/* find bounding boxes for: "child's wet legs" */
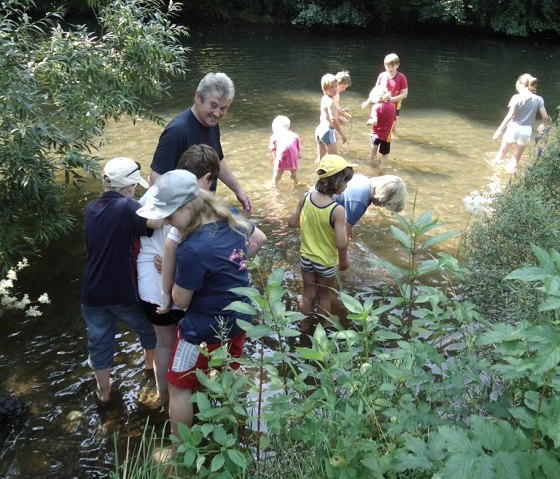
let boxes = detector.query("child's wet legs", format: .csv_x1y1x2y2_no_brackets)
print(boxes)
169,384,193,435
300,270,318,315
316,275,335,315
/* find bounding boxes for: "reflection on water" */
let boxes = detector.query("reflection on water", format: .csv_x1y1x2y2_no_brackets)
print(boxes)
1,24,560,477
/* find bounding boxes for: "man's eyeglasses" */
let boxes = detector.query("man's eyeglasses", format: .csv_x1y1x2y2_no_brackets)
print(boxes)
125,162,142,177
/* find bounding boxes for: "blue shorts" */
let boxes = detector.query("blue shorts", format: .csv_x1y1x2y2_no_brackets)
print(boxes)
315,125,336,146
82,303,157,370
300,256,336,278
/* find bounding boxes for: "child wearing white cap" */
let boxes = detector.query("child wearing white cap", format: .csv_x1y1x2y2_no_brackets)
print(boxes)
81,157,160,404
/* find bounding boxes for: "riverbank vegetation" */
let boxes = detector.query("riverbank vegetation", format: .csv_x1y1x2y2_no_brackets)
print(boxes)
37,0,560,37
115,127,560,477
0,0,189,272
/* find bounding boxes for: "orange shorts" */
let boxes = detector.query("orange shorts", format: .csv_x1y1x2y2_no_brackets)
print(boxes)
167,330,245,389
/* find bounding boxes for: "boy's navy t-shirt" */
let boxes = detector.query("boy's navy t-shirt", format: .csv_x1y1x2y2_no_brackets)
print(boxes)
174,220,253,345
150,107,224,191
81,191,152,306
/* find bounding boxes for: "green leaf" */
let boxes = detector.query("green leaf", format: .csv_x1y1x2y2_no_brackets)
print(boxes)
210,453,225,472
338,290,365,313
504,267,547,282
438,425,479,453
415,212,440,234
329,330,360,341
196,392,212,412
538,297,560,312
226,449,248,468
259,435,271,450
361,454,383,474
213,426,228,446
245,324,273,339
390,225,412,249
279,327,301,337
296,347,325,361
493,452,522,479
267,267,285,286
509,407,534,428
375,330,403,340
423,230,458,248
535,344,560,372
470,416,503,452
196,454,206,472
313,322,328,347
442,453,488,479
416,259,441,276
228,286,261,300
183,447,196,466
224,300,257,315
536,449,560,478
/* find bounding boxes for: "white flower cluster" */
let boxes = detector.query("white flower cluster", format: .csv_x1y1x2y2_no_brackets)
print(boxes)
0,258,50,317
463,191,492,214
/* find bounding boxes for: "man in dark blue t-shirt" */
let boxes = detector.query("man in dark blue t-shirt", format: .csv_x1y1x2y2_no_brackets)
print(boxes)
149,72,252,215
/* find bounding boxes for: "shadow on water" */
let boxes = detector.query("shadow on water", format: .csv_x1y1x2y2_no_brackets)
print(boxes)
2,23,560,477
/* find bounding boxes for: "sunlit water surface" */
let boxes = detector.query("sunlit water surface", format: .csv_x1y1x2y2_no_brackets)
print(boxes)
2,24,560,478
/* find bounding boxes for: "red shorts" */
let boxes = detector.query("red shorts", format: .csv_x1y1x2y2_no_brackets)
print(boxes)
167,330,245,389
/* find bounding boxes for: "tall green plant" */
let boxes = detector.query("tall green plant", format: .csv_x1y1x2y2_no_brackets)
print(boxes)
369,200,461,332
122,213,560,478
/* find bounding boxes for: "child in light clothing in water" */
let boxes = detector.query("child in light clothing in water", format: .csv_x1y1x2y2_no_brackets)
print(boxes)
493,73,549,171
315,74,348,164
367,85,397,166
269,115,302,187
288,154,356,315
334,70,352,125
334,174,407,239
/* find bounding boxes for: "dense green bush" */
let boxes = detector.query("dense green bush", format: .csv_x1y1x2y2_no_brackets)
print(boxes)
32,0,560,35
115,206,560,478
461,127,560,323
0,0,189,271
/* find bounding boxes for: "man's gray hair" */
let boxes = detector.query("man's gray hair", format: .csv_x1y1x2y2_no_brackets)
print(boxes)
196,72,235,102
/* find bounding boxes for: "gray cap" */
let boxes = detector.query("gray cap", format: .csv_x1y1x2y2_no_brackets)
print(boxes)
103,157,149,188
136,170,199,219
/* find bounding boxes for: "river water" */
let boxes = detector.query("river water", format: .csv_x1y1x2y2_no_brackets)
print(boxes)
1,24,559,478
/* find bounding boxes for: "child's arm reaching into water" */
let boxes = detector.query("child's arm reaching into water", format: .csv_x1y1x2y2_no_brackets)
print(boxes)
493,107,514,140
288,194,306,228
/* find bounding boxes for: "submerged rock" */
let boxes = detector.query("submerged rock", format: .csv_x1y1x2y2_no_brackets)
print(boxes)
0,394,25,421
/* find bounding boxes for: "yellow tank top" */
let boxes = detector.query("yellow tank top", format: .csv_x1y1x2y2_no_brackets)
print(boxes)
300,192,340,267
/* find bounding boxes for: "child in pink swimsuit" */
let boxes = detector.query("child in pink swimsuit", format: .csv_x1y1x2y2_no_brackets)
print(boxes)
269,115,302,188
